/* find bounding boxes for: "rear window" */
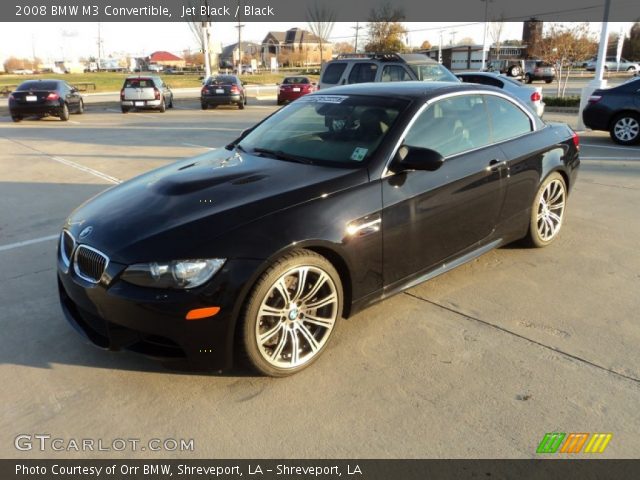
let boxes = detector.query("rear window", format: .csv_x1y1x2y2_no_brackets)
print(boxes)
207,76,236,85
17,81,59,91
124,78,155,88
283,77,310,85
321,63,347,85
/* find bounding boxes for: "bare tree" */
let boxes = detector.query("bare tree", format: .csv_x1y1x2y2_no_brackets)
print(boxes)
489,16,505,60
538,23,597,97
186,1,218,76
307,3,336,65
365,3,407,52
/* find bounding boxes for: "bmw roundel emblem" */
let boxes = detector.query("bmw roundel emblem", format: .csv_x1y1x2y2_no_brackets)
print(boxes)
79,226,93,239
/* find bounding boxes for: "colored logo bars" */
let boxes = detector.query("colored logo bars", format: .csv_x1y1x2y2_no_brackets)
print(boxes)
537,433,612,454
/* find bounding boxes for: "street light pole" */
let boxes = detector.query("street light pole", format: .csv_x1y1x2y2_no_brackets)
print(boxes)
577,0,611,130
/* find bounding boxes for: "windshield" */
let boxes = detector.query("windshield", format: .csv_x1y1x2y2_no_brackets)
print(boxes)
237,94,409,167
408,63,458,82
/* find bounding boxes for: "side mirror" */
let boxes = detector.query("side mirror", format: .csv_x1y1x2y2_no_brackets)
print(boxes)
394,146,444,172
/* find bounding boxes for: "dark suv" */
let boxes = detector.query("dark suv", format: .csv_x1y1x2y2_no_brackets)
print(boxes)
319,53,458,90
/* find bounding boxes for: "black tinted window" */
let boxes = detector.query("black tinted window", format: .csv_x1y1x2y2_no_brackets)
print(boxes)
472,75,503,88
322,63,347,84
17,81,59,91
486,96,532,142
208,76,236,85
348,63,378,84
124,78,154,88
404,94,491,157
283,77,310,84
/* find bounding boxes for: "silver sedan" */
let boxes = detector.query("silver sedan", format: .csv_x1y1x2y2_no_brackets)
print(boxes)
456,71,545,117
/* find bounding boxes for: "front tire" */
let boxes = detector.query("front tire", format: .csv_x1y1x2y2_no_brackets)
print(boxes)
239,250,343,377
524,73,532,84
76,99,84,114
525,172,567,248
238,98,245,110
609,113,640,145
158,99,166,113
59,103,69,121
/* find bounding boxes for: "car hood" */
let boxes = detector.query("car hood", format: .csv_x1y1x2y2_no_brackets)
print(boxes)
65,148,367,263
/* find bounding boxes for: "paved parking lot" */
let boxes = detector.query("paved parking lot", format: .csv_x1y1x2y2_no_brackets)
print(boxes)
1,99,638,459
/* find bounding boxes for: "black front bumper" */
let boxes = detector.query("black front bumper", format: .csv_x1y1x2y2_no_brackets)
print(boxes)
57,252,262,371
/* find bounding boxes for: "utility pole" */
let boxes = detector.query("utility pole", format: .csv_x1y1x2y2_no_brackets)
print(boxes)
449,31,457,46
97,22,103,70
235,5,244,71
352,22,363,52
438,30,443,64
480,0,493,70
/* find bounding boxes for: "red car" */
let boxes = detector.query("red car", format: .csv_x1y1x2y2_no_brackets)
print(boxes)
277,76,316,105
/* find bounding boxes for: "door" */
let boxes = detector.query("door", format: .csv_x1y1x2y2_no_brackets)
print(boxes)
381,94,507,286
347,63,378,84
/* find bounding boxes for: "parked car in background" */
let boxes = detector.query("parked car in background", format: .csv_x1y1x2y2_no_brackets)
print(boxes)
523,60,555,84
582,77,640,145
277,76,317,105
457,72,545,117
485,59,525,77
319,52,458,90
9,79,84,122
120,76,173,113
585,57,640,73
57,81,579,377
201,75,246,110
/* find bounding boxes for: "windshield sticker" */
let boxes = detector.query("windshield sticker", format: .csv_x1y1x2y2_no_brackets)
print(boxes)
300,95,348,104
350,147,369,161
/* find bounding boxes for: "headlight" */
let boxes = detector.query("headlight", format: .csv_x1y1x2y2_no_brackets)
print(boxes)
121,259,226,289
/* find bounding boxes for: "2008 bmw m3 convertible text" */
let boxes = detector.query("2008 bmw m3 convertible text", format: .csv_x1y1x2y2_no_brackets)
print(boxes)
57,82,580,377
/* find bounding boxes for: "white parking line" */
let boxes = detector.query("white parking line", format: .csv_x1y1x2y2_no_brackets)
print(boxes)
50,156,122,184
181,143,216,149
582,142,640,152
4,137,122,184
0,234,58,253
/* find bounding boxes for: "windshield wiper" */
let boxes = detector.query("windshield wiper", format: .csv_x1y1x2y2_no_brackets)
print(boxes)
251,148,314,165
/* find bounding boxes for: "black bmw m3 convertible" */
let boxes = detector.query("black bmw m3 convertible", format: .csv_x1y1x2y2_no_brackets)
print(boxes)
57,82,580,376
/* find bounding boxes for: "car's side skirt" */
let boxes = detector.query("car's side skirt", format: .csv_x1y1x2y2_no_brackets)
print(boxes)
349,238,503,316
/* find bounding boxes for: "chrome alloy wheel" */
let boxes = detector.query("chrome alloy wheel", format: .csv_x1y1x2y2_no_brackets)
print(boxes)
255,266,338,369
536,178,565,241
613,117,640,143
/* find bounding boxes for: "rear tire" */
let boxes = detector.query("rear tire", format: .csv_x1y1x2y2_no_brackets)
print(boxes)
11,115,22,122
238,99,245,110
609,112,640,145
545,79,553,84
121,107,129,114
239,249,343,377
158,99,166,113
59,103,69,121
201,102,208,110
509,65,521,77
524,172,567,248
525,73,532,84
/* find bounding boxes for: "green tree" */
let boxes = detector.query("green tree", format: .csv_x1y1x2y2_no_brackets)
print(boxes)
365,3,407,52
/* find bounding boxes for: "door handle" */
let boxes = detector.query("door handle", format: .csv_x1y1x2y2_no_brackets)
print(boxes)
487,159,506,172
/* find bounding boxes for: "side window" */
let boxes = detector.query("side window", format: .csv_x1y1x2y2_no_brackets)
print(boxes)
485,95,532,143
348,63,378,84
381,65,411,82
404,94,491,157
322,63,347,85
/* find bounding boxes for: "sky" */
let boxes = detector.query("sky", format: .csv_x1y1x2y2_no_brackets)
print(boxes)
0,22,633,62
